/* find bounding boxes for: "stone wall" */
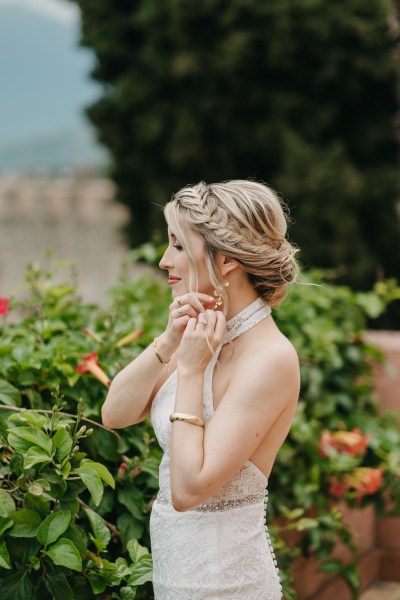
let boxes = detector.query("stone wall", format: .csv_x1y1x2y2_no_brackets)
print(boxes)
0,172,155,303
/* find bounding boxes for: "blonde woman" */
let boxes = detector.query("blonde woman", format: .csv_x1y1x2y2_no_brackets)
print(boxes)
102,180,301,599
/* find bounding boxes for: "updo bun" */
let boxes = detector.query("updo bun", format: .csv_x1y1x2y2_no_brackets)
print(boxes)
164,179,299,307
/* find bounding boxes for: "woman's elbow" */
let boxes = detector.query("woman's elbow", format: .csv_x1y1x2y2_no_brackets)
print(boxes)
101,404,115,429
171,488,201,512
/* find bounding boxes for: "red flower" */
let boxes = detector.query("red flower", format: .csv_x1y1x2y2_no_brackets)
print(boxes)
75,352,111,388
0,297,9,315
318,428,370,458
329,478,348,498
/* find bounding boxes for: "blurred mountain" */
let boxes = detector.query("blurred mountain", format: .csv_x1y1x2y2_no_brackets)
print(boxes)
0,3,107,172
0,123,108,174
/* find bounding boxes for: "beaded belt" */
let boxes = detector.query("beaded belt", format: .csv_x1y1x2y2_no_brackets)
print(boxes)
155,491,266,512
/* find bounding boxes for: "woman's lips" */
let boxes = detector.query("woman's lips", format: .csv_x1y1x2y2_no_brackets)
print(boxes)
168,277,181,285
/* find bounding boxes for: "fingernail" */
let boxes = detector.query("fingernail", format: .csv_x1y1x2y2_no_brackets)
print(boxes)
208,296,214,301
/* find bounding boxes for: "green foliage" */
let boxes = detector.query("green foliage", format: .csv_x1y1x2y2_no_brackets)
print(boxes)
0,260,169,598
1,259,400,599
72,0,399,289
0,395,152,599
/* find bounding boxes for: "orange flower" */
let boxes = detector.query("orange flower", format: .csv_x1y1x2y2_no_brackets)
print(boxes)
329,467,383,500
115,328,144,348
348,467,383,499
75,352,111,387
0,297,9,315
318,428,370,458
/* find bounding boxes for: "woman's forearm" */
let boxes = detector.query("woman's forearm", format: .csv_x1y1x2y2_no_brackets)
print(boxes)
169,370,206,508
101,333,175,429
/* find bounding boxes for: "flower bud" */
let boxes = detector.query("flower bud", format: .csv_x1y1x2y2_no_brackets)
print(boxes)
130,466,142,478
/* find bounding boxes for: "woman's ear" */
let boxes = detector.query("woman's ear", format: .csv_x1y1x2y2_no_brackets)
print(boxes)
216,253,239,277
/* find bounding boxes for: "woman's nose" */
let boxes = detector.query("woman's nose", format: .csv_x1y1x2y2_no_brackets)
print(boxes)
159,247,173,270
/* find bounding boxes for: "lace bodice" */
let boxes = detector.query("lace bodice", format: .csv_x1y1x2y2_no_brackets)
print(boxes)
150,297,272,509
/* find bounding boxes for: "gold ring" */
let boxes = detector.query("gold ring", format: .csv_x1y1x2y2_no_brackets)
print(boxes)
197,317,207,326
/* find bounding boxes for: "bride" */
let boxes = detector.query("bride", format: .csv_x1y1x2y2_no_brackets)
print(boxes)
102,180,301,599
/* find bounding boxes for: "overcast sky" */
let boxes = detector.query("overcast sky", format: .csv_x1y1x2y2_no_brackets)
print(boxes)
0,0,79,24
0,0,100,146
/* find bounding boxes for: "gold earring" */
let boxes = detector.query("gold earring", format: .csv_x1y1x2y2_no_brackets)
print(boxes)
213,280,229,307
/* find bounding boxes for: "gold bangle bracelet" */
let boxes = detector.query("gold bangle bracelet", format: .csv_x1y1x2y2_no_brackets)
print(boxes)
169,412,205,428
153,337,171,365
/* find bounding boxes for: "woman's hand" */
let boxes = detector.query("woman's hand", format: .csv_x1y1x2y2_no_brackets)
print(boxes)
158,293,216,358
177,309,226,375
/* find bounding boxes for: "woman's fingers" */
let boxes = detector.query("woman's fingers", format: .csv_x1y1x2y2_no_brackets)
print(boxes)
184,317,197,336
174,293,215,312
173,303,198,320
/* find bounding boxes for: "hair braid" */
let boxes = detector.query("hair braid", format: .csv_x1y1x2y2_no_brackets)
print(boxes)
164,179,300,307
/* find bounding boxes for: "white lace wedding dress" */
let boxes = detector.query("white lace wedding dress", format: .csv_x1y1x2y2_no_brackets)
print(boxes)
150,298,283,599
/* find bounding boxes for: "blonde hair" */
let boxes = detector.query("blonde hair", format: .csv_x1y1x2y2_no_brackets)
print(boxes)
164,179,300,308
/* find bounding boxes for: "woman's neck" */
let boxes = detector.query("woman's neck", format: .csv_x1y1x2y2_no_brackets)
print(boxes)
224,286,260,321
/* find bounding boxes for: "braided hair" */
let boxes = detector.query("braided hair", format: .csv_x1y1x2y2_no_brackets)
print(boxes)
164,180,299,308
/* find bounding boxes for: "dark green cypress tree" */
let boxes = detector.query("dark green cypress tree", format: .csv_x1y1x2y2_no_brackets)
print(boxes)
73,0,399,288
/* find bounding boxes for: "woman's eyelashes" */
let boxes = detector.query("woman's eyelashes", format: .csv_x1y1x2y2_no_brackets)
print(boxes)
172,244,183,251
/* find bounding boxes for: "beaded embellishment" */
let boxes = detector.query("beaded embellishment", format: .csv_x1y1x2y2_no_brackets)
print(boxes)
223,297,271,344
156,491,265,512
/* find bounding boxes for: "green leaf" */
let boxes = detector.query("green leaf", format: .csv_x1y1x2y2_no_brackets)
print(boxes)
6,536,40,565
113,586,137,599
7,431,32,454
117,513,144,547
24,446,52,470
78,465,103,506
88,574,106,594
128,555,153,586
45,572,74,600
24,492,51,516
36,510,71,545
343,564,360,593
295,517,319,531
0,490,16,517
1,571,32,600
28,482,44,496
0,379,21,407
52,428,73,461
127,539,150,564
83,506,111,552
45,537,82,572
7,426,52,454
9,411,48,428
8,509,42,538
0,516,13,536
81,460,115,489
62,524,88,557
0,539,11,569
318,559,344,574
118,485,145,520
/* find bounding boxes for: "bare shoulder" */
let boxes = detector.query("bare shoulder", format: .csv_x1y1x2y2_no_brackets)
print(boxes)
231,330,300,407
